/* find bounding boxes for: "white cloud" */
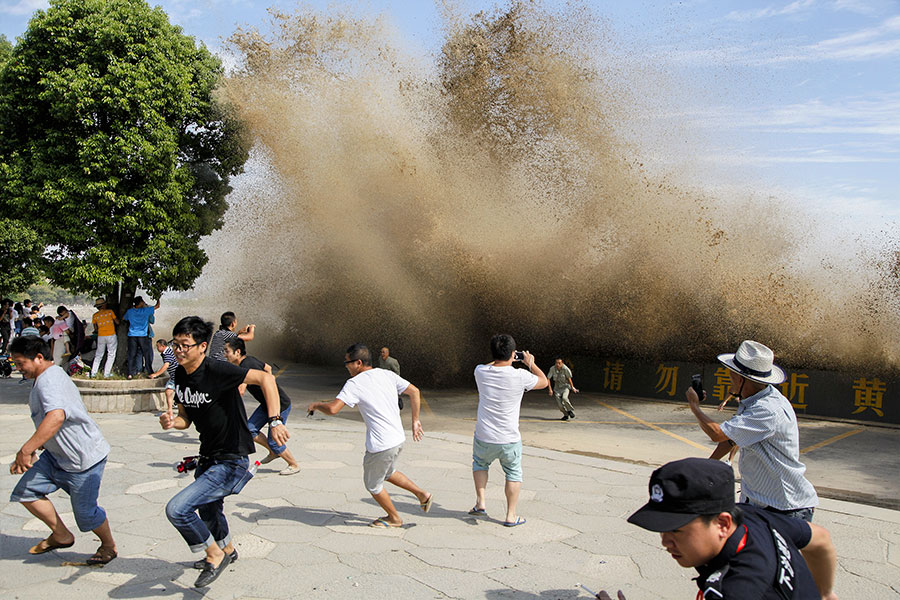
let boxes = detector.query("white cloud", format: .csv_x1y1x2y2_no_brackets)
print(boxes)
659,92,900,138
0,0,47,16
659,14,900,65
830,0,885,16
725,0,816,22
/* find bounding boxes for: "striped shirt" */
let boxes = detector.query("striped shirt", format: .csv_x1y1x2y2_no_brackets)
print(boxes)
207,329,236,361
721,385,819,510
160,347,178,382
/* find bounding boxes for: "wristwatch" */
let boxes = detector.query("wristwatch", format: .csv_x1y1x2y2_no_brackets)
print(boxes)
268,417,283,427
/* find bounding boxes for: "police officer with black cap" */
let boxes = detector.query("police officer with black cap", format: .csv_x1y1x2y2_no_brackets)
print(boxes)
594,458,838,599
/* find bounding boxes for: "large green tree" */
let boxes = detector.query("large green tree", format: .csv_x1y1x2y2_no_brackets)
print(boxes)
0,0,249,313
0,218,43,298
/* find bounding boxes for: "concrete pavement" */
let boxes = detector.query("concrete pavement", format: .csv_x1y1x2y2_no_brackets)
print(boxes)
1,371,899,599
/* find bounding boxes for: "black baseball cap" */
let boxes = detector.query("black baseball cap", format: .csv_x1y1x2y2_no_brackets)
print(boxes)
627,458,736,532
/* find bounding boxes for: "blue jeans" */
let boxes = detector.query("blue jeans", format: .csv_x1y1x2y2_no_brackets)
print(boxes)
247,405,292,455
766,506,815,522
165,456,251,552
10,451,108,532
127,336,153,376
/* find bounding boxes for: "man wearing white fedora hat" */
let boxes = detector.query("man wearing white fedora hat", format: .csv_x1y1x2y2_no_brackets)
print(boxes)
686,340,819,521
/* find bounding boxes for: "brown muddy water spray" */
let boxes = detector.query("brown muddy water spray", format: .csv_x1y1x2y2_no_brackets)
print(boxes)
194,2,900,383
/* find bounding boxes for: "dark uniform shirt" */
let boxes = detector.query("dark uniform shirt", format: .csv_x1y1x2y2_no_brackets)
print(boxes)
695,505,819,599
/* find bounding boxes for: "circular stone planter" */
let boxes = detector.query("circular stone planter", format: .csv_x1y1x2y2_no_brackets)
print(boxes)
73,377,168,413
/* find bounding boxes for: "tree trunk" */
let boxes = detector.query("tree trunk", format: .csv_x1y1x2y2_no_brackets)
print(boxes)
111,280,137,373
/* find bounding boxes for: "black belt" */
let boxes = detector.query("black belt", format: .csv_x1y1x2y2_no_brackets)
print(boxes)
198,453,246,464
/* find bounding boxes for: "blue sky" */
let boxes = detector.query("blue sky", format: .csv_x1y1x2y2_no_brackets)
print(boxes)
2,0,898,234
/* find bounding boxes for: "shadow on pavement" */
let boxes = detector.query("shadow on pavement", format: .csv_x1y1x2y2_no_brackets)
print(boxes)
485,588,586,599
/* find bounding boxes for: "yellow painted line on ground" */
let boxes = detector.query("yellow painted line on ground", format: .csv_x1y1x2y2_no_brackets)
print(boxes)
800,428,865,454
597,401,709,451
419,395,434,417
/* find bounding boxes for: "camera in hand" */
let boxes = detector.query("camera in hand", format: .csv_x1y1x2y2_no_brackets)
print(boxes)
514,351,525,361
691,374,704,402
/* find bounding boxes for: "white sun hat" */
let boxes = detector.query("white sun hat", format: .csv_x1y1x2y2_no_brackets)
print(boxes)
717,340,786,385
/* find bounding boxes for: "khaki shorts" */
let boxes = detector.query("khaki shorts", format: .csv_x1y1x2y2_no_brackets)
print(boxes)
363,444,403,494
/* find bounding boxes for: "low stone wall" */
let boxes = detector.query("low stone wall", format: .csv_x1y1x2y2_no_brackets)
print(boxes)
73,377,167,413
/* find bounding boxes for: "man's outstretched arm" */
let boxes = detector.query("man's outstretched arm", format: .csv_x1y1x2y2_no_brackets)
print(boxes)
802,523,838,600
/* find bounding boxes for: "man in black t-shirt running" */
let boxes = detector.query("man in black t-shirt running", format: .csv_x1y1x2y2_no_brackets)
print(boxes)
159,317,289,588
224,337,300,475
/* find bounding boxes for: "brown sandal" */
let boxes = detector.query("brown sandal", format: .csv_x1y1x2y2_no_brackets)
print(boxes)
86,545,117,565
28,536,75,555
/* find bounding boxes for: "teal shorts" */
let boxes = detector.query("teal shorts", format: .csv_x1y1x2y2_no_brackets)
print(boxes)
472,436,522,482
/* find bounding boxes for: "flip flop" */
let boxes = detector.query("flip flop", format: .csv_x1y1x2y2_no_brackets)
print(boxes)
86,545,117,565
420,494,434,513
503,516,526,527
369,517,402,528
468,507,487,515
28,536,75,555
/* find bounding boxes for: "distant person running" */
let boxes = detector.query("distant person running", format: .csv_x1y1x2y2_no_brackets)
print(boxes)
224,337,300,475
307,343,432,528
8,336,118,566
149,339,179,418
470,334,548,527
207,311,255,361
547,357,579,421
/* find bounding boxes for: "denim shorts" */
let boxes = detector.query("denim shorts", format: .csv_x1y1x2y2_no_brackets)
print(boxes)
10,451,108,532
363,444,402,494
247,404,292,455
472,436,523,482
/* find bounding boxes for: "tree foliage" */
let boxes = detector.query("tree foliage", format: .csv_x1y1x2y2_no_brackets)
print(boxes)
0,0,249,302
0,34,12,67
0,218,43,298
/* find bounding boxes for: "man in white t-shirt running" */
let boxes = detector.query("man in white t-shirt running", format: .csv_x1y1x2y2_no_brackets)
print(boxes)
307,343,433,528
470,334,548,527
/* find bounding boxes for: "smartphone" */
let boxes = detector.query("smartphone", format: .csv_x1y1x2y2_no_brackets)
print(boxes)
514,351,525,361
691,374,704,401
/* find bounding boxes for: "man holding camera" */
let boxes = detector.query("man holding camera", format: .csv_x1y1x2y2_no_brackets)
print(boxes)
470,334,548,527
688,340,818,521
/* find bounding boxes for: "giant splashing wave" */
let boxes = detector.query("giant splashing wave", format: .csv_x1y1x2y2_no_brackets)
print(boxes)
193,1,900,383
